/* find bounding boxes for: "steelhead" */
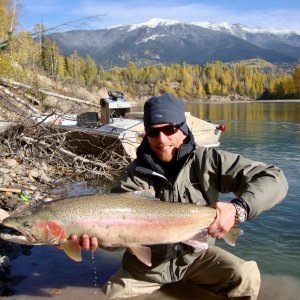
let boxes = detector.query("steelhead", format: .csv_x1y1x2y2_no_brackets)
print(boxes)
0,192,242,266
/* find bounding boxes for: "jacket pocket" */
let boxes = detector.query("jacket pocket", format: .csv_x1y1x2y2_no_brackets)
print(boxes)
182,183,207,205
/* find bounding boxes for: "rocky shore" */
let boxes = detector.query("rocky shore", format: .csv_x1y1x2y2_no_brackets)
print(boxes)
0,78,133,295
0,157,60,295
0,127,123,295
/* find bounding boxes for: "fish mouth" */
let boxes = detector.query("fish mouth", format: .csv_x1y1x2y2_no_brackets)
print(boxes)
0,226,38,245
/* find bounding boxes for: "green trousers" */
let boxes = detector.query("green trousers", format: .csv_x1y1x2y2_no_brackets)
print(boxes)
103,246,261,299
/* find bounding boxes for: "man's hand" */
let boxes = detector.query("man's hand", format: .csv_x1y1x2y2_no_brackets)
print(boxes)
207,202,236,239
69,234,99,251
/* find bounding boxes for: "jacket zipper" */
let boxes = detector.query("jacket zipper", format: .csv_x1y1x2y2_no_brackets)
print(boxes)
135,165,178,281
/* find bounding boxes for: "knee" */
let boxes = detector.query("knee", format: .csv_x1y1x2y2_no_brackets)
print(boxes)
227,260,261,299
234,259,257,275
237,260,260,285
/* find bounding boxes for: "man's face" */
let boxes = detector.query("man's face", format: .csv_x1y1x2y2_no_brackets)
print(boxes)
147,123,186,163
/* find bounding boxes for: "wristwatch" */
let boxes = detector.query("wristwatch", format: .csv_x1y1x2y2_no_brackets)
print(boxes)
232,203,247,224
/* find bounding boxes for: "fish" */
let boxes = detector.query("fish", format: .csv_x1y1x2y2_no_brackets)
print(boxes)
0,192,242,266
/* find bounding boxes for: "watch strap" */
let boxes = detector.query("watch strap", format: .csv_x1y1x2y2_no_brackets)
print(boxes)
232,203,247,224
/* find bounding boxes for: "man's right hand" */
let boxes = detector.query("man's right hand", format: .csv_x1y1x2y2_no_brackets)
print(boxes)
70,234,99,251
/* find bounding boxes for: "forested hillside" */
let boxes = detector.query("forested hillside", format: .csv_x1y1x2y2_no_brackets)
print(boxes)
1,0,300,101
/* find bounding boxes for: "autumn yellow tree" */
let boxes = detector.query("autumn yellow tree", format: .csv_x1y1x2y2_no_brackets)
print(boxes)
57,55,66,77
0,0,19,49
180,66,194,96
68,50,84,83
293,62,300,97
195,79,206,99
7,30,40,69
82,54,98,85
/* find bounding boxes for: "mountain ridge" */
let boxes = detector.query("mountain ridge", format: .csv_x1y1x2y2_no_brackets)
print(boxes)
48,18,300,68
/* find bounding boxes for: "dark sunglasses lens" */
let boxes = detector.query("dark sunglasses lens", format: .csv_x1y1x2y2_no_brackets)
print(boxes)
147,125,178,137
147,128,159,137
163,125,178,135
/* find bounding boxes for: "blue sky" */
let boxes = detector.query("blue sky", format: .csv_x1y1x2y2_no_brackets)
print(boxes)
18,0,300,32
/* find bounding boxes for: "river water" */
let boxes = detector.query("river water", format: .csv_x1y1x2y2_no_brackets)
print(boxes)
6,101,300,299
183,100,300,278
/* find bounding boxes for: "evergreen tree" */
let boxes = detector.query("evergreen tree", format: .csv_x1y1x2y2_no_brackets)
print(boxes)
41,38,61,75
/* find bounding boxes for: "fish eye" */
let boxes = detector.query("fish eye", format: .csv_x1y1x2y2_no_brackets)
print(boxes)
23,221,32,228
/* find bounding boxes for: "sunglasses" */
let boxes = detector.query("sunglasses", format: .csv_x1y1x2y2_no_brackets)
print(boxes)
146,123,184,138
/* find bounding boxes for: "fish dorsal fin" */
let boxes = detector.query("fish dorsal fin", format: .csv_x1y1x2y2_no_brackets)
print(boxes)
129,245,152,267
60,239,82,262
223,227,243,246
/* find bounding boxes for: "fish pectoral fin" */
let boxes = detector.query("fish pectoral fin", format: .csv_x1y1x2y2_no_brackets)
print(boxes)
223,227,243,246
129,245,152,267
60,239,82,262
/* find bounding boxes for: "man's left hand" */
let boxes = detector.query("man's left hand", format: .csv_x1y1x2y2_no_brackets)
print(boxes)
207,202,236,239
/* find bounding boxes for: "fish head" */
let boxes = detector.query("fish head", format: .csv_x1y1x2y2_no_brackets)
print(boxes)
1,206,66,245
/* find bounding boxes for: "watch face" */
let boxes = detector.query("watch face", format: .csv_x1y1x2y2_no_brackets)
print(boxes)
238,211,247,222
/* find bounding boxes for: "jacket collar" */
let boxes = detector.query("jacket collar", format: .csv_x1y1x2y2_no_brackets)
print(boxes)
136,130,196,180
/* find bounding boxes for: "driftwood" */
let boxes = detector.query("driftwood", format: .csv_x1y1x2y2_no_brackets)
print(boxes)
0,78,41,106
0,78,100,108
0,122,129,181
0,187,22,194
0,85,40,114
0,78,129,182
21,135,111,171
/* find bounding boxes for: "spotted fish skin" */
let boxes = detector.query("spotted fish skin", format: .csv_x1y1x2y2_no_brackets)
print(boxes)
0,192,241,265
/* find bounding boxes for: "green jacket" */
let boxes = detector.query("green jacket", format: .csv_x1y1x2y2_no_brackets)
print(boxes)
111,145,288,283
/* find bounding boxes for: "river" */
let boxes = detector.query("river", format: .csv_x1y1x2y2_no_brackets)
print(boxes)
6,100,300,299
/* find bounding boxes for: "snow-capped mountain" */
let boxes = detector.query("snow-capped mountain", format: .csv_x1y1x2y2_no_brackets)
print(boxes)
193,20,300,51
192,21,300,36
48,18,300,68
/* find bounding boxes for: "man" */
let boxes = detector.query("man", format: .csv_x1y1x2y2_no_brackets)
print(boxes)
76,93,288,299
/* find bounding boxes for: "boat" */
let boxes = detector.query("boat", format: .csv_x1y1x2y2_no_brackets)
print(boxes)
34,91,225,159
